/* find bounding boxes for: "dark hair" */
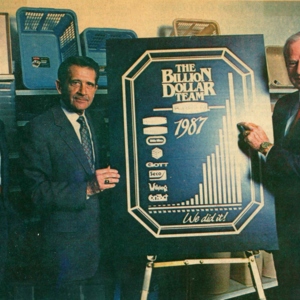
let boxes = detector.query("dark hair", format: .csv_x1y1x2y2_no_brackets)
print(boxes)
57,56,100,84
283,32,300,62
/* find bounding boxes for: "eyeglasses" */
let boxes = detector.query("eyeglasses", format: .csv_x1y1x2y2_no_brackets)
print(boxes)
69,79,97,90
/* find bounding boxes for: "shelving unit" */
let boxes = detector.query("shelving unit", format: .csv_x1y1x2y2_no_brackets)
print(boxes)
269,88,297,94
205,277,277,300
15,88,108,127
11,277,277,300
0,76,19,195
269,88,297,111
15,88,108,96
0,74,14,81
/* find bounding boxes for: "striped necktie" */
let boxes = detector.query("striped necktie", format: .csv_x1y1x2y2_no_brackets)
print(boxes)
77,116,94,172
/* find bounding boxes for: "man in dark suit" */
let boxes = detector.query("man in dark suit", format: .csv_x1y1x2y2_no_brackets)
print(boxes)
20,56,120,299
239,32,300,299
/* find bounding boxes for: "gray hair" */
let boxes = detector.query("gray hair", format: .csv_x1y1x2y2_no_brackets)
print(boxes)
283,32,300,62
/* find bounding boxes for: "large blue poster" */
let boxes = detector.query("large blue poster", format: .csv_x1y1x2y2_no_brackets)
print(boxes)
107,35,278,257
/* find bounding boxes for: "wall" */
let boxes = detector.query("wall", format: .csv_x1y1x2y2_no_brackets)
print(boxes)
2,0,300,47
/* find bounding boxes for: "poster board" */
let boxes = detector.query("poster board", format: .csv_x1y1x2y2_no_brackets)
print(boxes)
107,34,278,257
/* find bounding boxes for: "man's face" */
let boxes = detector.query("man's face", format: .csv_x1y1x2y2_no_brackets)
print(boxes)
286,39,300,90
56,65,98,114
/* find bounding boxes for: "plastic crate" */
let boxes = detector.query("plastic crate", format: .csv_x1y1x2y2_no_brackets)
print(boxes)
170,18,220,36
80,28,137,87
16,7,81,89
265,46,293,88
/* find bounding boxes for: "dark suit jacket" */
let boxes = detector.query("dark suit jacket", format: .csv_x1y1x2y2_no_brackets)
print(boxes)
266,91,300,228
20,104,109,284
265,91,300,293
267,91,300,227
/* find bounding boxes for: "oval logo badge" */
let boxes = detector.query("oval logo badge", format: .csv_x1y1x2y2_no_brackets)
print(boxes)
146,135,166,145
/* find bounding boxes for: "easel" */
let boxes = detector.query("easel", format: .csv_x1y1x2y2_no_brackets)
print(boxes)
141,251,267,300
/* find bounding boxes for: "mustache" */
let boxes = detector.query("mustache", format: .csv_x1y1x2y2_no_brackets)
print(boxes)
73,94,89,101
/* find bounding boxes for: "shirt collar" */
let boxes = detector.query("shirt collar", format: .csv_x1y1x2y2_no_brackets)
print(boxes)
60,100,87,122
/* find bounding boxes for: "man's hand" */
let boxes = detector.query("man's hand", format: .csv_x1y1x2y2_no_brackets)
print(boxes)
95,166,120,191
87,166,120,196
237,122,273,154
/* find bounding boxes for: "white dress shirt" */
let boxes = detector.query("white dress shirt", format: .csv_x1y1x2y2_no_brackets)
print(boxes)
60,101,95,160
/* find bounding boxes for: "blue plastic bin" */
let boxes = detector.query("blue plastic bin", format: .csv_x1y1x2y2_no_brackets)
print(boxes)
80,28,137,87
16,7,81,89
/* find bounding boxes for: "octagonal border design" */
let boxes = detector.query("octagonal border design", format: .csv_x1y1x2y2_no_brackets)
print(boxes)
122,48,264,238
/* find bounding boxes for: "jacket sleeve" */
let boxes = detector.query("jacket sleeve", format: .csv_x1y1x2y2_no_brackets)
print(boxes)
20,120,89,212
266,141,300,179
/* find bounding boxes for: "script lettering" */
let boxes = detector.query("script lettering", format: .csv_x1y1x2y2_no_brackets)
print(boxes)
182,212,229,224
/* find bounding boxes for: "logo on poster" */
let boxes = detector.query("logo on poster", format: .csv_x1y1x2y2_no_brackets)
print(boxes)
149,170,167,181
161,64,216,101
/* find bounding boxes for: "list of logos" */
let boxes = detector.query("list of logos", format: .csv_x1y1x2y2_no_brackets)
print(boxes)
143,116,169,202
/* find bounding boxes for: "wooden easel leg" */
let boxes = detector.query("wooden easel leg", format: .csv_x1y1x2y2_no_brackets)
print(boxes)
247,252,267,300
140,259,154,300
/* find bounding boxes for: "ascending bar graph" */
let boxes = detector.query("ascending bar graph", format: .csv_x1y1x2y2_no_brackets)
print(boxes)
149,73,243,214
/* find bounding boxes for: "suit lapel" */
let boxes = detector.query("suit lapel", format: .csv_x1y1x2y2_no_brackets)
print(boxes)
276,91,300,150
51,105,93,174
286,120,300,149
274,91,299,141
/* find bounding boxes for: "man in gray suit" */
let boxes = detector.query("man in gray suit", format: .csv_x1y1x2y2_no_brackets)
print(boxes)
239,32,300,299
20,56,120,299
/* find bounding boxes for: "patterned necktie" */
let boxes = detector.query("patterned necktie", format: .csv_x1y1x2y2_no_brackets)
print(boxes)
77,116,94,172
